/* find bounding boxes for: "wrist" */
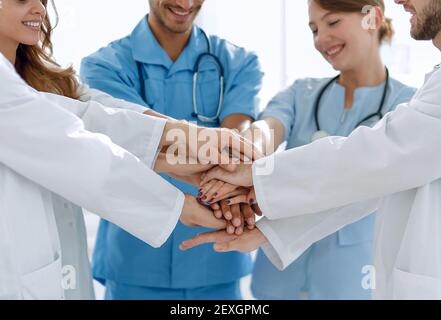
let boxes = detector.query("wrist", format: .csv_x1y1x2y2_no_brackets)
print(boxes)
161,119,190,148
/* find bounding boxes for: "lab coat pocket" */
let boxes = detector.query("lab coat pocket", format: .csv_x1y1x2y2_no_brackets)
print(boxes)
20,254,64,300
392,268,441,300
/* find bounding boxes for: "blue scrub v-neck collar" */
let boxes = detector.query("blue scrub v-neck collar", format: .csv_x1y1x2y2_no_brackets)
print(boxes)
130,16,207,75
331,79,387,109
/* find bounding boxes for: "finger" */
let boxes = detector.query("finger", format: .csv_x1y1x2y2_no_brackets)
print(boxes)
226,219,236,235
210,203,223,219
180,231,237,251
214,239,241,253
248,189,263,216
230,204,243,228
199,180,218,203
210,183,241,202
204,180,225,203
241,203,255,228
220,199,232,221
212,187,249,203
235,226,244,236
225,195,248,206
252,203,263,216
200,167,223,186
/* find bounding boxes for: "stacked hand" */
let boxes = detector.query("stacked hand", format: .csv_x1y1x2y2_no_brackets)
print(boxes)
155,120,269,252
196,164,262,235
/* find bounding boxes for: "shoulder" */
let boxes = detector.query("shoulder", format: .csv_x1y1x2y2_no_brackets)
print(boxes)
286,77,336,96
81,35,135,75
388,77,417,101
209,35,261,71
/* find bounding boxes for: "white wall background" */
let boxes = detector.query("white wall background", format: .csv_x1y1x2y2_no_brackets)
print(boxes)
49,0,440,300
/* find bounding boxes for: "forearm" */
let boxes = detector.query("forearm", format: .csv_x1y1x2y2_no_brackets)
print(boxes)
143,109,173,120
253,103,441,220
243,117,285,156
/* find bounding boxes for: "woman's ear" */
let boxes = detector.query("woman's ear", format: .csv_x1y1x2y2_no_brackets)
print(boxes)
373,6,385,35
361,5,384,35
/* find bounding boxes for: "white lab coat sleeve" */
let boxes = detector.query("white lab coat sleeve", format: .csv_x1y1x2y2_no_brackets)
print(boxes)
79,85,149,114
0,57,184,248
256,199,380,270
253,68,441,220
39,89,162,169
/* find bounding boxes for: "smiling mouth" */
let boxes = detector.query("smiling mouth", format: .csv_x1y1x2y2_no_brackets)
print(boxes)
22,21,42,31
324,44,345,59
167,7,192,18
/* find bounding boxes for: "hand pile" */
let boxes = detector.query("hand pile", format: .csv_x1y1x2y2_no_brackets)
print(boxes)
156,123,269,252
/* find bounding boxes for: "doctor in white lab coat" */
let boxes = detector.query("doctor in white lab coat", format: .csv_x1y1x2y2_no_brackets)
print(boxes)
0,51,246,299
181,0,441,300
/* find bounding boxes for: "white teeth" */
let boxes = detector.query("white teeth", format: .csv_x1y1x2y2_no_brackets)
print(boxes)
23,21,41,28
170,8,190,16
326,45,344,56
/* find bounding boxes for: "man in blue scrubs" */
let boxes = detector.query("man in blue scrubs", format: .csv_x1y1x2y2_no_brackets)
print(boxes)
80,0,263,300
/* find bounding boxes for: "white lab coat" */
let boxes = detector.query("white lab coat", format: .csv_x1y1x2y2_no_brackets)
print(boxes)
0,54,185,300
254,64,441,300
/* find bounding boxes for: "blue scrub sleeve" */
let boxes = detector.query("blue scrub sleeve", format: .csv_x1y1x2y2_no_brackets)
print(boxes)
219,54,263,122
259,82,297,143
80,59,151,109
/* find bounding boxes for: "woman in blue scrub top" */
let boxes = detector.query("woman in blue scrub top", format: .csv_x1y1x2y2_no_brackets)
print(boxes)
250,0,416,300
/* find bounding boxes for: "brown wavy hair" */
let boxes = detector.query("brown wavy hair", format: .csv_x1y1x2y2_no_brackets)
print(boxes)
14,0,81,99
312,0,394,44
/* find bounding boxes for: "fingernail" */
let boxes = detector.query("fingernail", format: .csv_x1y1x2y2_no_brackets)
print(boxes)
236,228,243,235
227,226,235,234
247,218,255,225
233,218,241,227
201,196,207,201
225,212,232,220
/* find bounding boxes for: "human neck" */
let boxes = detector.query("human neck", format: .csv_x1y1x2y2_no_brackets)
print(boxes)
434,31,441,51
0,38,18,65
148,14,192,62
339,56,386,90
338,53,386,109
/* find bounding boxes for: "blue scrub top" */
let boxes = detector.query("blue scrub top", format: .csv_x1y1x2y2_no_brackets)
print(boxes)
252,76,416,298
80,17,263,289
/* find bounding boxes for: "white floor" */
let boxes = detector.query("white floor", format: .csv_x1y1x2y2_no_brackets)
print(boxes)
84,212,256,300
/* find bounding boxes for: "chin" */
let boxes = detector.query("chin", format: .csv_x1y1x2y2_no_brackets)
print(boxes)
20,38,40,46
329,60,346,72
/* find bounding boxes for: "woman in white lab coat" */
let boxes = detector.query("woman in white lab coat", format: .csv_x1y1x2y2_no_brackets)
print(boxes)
181,0,441,300
0,0,252,300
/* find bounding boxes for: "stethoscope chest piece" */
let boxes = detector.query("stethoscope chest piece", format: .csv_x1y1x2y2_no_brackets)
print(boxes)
311,130,330,142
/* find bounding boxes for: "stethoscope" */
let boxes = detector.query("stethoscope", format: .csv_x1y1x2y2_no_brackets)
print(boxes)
136,24,225,123
311,68,390,142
